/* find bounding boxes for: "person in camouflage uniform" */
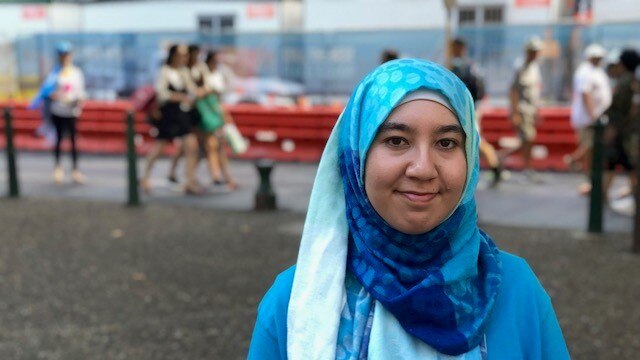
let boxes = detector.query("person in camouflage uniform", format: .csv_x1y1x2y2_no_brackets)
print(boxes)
505,37,543,181
603,49,640,201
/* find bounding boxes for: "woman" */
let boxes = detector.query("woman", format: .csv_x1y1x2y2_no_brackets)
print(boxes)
202,50,236,191
48,42,86,184
166,44,208,185
248,59,569,359
140,44,201,195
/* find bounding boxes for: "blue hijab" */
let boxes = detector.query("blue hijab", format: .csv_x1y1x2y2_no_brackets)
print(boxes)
288,59,502,359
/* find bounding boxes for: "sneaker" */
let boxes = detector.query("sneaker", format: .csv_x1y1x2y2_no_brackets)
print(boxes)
71,170,86,185
610,196,635,217
53,166,64,184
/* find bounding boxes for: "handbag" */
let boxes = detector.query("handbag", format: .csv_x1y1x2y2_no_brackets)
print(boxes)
197,94,225,132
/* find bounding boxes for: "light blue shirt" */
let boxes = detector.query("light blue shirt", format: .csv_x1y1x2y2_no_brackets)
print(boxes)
248,251,570,360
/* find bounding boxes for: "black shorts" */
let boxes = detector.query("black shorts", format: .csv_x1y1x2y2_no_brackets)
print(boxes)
606,134,634,171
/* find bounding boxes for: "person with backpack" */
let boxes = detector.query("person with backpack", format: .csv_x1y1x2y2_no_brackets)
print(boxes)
450,38,502,186
31,42,87,185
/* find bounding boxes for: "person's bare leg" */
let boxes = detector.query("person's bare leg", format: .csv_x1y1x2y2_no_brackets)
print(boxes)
603,171,615,204
578,149,593,195
141,140,167,193
206,134,222,182
522,140,533,171
479,138,499,168
168,138,184,182
218,141,236,190
182,133,201,193
480,138,503,186
564,144,587,170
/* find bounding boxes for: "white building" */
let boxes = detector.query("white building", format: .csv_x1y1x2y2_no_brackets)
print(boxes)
0,0,638,40
304,0,640,32
0,0,303,40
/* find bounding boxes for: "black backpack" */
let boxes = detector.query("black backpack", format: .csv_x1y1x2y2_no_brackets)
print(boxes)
451,58,486,102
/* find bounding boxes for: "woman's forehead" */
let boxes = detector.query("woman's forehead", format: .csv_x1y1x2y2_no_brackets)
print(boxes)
381,100,462,134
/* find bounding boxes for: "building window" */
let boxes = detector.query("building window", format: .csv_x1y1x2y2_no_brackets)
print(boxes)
459,8,476,26
198,15,235,34
483,7,504,24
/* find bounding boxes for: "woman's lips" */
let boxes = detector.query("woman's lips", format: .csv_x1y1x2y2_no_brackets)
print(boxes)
398,190,438,204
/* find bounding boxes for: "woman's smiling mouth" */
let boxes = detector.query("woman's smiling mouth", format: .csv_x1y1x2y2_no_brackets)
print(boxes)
397,190,438,204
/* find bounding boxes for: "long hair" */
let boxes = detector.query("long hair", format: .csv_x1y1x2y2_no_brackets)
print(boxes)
165,44,180,66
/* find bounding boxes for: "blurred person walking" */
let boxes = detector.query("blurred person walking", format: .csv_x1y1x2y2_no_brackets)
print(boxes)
140,44,201,195
566,44,612,195
166,44,208,187
603,49,640,206
201,50,237,191
500,37,543,181
39,42,87,185
450,37,502,186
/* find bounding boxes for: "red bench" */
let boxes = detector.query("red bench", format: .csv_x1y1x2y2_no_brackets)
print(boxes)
0,101,579,170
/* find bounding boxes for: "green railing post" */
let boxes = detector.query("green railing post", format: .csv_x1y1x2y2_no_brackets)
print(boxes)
588,115,606,233
4,107,20,198
126,110,140,206
254,159,276,210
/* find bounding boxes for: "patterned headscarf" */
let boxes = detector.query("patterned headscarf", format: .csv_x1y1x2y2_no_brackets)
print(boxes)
288,59,502,359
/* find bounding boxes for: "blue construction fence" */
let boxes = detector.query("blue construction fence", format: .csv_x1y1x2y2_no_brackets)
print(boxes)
9,21,640,104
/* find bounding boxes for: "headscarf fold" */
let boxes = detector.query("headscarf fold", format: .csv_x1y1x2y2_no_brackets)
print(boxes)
288,59,502,359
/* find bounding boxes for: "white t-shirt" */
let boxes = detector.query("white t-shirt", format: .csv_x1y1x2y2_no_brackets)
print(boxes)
155,65,191,105
570,61,612,129
50,65,85,118
206,69,227,95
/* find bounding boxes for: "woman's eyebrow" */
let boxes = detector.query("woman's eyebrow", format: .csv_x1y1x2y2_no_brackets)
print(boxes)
378,121,413,133
435,124,465,136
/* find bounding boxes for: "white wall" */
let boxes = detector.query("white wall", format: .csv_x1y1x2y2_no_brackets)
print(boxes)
506,1,557,25
0,4,48,39
82,1,281,33
593,0,640,23
49,3,83,32
304,0,564,31
304,0,447,32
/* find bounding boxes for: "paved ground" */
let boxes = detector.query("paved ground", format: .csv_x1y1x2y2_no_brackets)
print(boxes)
0,198,638,359
0,152,634,232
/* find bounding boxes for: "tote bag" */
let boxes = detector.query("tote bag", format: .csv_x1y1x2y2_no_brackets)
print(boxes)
197,94,225,132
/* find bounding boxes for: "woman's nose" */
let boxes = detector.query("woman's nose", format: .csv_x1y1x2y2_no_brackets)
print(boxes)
405,147,438,180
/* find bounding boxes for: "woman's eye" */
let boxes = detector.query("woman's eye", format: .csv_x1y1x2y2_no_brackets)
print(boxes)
437,139,458,150
385,137,407,147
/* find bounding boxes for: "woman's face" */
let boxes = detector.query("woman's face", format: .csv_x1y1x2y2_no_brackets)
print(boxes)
364,99,467,235
172,47,188,67
207,56,218,70
59,53,72,66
